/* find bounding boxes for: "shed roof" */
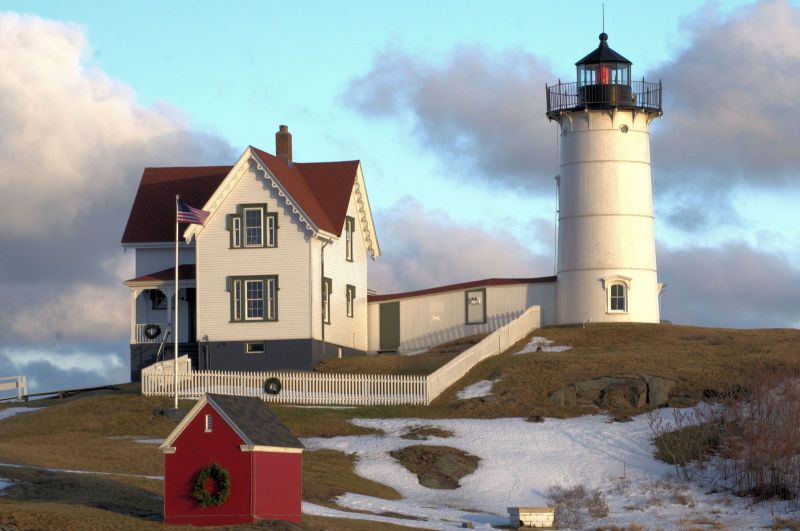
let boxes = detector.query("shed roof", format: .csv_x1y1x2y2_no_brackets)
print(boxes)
160,394,303,452
207,394,303,449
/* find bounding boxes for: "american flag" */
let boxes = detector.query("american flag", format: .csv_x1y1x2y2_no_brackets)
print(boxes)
177,198,210,226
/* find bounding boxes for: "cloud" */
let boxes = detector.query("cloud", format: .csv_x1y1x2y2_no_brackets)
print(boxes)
7,284,129,342
0,349,127,395
369,197,553,294
345,45,558,193
345,0,800,229
656,0,800,186
0,13,235,390
659,242,800,328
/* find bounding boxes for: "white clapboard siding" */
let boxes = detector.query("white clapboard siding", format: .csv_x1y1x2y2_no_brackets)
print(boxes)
141,306,540,406
134,247,195,277
196,166,313,342
312,191,369,351
368,282,555,353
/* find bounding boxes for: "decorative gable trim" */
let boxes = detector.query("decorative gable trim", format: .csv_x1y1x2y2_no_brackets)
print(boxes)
353,164,381,258
250,150,318,234
183,147,320,242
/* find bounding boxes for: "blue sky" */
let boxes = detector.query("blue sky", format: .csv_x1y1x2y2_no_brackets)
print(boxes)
1,0,798,393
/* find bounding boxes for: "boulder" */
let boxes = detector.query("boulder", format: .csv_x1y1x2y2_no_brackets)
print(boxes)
646,377,676,406
598,380,647,409
547,384,577,407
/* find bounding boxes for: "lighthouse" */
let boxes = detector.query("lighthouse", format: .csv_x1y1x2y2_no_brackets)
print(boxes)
546,33,663,325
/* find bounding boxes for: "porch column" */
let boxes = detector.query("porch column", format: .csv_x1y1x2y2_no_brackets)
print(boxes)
130,289,142,344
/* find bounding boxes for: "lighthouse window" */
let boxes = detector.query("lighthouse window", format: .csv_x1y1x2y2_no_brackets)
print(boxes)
609,283,627,312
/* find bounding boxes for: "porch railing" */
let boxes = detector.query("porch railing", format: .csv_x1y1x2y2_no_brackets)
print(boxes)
141,306,541,406
134,322,168,344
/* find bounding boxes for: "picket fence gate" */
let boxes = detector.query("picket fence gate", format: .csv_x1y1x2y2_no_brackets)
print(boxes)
141,305,540,406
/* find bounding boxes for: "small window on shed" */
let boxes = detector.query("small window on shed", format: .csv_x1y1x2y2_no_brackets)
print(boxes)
205,414,213,433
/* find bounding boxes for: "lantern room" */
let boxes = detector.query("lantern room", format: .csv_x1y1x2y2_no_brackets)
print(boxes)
545,32,662,119
576,33,631,87
575,32,633,108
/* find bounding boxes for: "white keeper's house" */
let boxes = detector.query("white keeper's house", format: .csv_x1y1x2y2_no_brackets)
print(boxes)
123,32,664,381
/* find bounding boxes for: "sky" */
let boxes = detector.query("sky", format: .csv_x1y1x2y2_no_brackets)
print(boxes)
0,0,798,394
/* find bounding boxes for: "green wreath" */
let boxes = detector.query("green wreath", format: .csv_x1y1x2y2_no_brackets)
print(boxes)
191,462,231,507
263,377,282,395
143,323,162,340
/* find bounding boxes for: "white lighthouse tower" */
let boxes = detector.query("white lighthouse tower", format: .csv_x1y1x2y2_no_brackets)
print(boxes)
547,33,663,325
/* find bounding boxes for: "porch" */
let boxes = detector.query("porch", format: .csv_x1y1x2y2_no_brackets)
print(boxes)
124,265,198,380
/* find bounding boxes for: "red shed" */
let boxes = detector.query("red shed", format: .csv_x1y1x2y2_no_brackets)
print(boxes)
159,394,303,526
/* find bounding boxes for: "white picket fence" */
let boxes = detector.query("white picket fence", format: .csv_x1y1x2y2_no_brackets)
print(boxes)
0,376,28,401
141,305,541,406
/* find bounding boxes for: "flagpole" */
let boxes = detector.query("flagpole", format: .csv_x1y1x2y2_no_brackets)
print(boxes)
174,194,180,409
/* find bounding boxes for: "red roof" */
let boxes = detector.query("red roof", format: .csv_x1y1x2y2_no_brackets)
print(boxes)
122,147,360,244
367,276,558,303
122,166,231,244
250,147,359,235
125,265,196,283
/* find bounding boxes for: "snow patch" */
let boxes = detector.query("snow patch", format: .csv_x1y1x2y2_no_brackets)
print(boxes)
515,336,571,354
303,412,798,529
456,379,497,400
0,407,41,421
0,477,11,494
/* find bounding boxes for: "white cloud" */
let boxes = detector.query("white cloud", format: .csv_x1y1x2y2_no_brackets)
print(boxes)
369,197,552,294
7,283,129,342
0,14,232,358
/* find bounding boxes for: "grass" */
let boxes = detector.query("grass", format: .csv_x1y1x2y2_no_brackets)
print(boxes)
314,333,488,374
302,450,401,506
653,423,720,465
436,323,800,418
1,322,799,529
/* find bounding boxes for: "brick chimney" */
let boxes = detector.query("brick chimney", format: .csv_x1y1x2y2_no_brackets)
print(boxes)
275,125,292,165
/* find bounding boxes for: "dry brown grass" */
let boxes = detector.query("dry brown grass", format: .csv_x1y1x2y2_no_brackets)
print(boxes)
0,390,174,476
314,333,488,374
438,323,800,419
302,449,401,506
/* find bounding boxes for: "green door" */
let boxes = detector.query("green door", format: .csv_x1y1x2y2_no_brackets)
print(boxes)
379,302,400,352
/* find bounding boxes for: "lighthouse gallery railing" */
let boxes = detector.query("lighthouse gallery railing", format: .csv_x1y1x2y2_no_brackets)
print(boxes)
546,80,662,117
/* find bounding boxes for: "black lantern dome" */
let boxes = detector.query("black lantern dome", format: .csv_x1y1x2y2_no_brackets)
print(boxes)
546,33,662,119
576,33,631,87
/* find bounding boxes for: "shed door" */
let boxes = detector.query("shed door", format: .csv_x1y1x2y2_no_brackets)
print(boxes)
465,289,486,324
379,302,400,351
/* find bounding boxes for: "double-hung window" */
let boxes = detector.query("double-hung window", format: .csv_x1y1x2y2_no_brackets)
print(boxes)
345,216,355,262
346,284,356,318
245,279,264,319
229,205,277,249
323,277,332,324
244,208,263,247
230,276,278,321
